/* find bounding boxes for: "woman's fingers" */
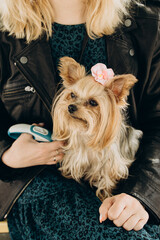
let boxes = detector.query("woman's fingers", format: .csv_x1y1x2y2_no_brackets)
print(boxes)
32,123,45,127
133,218,148,231
2,131,65,168
41,140,64,151
99,193,149,231
47,152,65,165
99,197,114,223
113,207,134,227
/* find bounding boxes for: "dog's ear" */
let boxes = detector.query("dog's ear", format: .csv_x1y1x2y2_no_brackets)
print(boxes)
58,57,86,87
105,74,138,106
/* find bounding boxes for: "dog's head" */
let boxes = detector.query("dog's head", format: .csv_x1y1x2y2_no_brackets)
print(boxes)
52,57,137,150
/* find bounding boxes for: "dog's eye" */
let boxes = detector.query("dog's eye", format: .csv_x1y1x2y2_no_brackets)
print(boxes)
71,92,76,98
89,99,98,107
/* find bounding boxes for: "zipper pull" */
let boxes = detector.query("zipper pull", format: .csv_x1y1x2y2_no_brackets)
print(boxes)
24,86,36,93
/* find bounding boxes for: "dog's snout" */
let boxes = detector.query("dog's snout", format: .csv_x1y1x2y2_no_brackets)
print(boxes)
68,104,77,114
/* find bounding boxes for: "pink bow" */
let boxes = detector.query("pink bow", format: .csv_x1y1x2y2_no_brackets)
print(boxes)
91,63,114,86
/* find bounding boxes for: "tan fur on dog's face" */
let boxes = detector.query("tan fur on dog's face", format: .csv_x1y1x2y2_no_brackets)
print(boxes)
52,57,137,150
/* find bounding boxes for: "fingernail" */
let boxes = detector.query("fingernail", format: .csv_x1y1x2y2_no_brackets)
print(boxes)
99,214,103,223
38,123,45,126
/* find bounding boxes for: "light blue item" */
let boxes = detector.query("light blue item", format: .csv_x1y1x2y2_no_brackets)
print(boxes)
8,124,52,142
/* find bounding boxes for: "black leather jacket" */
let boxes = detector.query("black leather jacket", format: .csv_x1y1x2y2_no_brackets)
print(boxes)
0,1,160,223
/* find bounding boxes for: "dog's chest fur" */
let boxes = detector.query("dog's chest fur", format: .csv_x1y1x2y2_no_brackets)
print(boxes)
58,126,142,199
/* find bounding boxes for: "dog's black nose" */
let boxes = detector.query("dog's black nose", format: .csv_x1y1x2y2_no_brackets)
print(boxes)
68,104,77,114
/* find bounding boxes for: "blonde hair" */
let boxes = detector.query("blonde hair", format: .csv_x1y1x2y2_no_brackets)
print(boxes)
0,0,132,43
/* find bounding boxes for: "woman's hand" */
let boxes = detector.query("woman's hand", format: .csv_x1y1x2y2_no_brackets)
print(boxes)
99,193,149,231
2,133,64,168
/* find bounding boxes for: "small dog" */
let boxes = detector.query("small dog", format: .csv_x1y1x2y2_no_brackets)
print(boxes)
51,57,142,201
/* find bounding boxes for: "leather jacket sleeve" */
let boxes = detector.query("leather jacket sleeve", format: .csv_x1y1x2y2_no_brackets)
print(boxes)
0,37,17,179
0,40,15,156
122,9,160,223
0,99,14,158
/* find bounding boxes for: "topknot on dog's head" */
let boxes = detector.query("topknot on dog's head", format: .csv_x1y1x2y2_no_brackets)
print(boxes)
58,57,86,88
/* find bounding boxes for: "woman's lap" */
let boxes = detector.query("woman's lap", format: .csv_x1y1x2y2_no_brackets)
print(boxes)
7,167,160,240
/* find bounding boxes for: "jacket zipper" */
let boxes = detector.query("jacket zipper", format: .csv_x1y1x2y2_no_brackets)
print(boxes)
3,86,36,98
3,167,46,219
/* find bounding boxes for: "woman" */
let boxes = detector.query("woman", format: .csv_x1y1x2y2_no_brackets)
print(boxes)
0,0,159,239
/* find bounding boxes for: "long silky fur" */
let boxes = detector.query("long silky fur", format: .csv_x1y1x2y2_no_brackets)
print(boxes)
53,115,142,200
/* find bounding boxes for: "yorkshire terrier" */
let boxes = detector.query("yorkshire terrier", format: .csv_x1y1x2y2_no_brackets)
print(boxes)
51,57,142,201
